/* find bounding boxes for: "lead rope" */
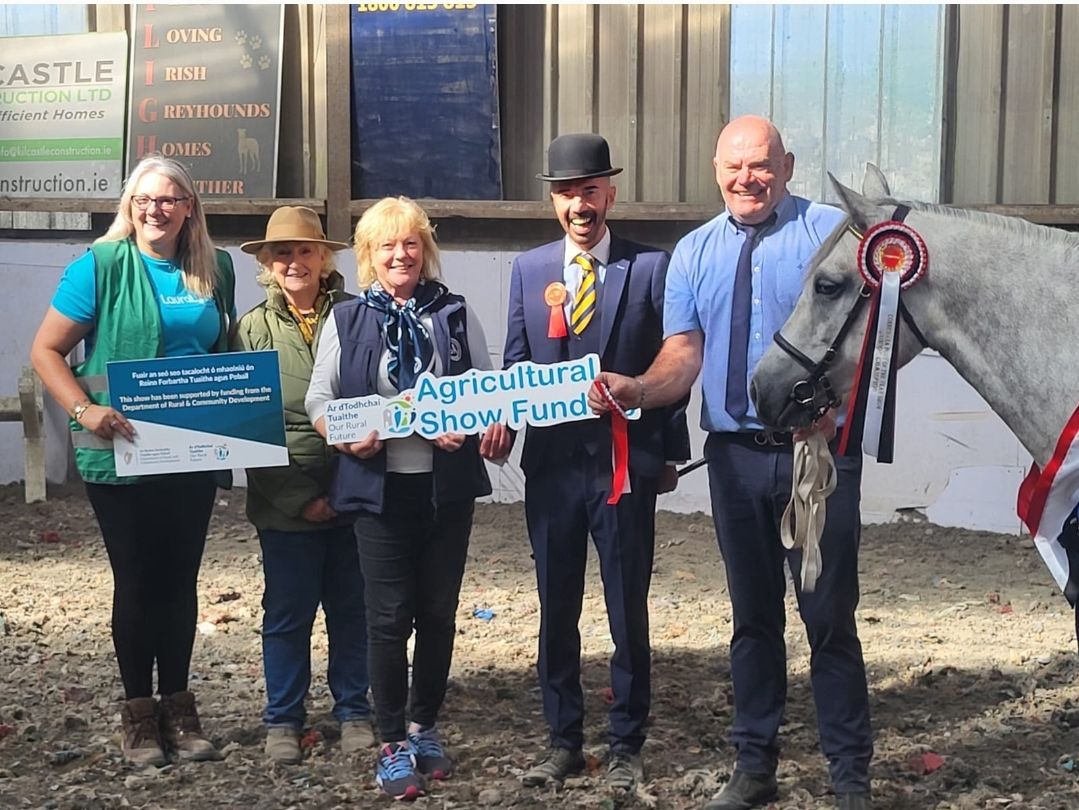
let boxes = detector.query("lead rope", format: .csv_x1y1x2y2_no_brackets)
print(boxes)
780,432,837,592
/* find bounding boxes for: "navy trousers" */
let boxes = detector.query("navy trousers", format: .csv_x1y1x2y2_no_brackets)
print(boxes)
524,449,658,755
705,433,872,793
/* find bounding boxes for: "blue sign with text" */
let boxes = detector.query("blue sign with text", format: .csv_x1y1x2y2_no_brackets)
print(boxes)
350,4,502,200
107,351,288,475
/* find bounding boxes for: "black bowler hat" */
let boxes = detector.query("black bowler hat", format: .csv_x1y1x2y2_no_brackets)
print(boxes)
537,133,623,182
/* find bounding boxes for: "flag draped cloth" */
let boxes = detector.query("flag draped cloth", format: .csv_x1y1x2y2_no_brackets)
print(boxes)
1017,405,1079,607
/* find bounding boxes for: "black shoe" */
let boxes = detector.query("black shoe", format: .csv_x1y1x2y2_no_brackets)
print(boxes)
836,791,871,810
703,769,779,810
521,747,586,786
606,751,643,790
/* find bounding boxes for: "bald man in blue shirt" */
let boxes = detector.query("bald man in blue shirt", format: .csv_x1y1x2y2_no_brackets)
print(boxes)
593,115,873,810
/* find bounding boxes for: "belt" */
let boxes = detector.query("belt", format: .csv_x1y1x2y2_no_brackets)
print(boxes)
722,430,795,448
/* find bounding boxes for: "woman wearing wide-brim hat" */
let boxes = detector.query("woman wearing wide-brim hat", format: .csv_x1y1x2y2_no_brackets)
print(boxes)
232,206,375,764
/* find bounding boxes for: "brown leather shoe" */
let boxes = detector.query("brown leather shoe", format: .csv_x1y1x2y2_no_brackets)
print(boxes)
160,690,219,761
120,697,167,767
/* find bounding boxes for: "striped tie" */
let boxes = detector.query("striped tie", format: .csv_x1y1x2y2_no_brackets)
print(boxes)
570,253,596,336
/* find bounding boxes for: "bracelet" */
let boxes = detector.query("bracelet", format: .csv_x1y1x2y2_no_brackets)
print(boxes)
71,399,92,423
634,376,646,409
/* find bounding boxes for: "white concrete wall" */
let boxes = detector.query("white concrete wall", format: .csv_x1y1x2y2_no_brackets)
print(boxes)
2,239,1029,533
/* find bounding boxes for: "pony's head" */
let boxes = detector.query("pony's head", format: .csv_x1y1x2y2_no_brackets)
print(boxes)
751,164,928,429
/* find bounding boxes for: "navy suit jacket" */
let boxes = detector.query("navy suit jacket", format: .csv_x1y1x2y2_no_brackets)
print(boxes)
504,234,690,477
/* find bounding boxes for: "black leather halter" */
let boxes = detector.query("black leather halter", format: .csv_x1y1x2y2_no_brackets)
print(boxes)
771,206,928,422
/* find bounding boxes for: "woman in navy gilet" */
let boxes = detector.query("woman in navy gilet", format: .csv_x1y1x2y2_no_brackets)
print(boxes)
306,196,499,800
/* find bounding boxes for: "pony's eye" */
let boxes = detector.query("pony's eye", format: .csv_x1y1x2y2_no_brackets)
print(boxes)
813,276,844,297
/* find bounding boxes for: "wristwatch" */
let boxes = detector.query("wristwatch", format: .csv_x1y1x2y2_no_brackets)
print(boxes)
72,400,92,423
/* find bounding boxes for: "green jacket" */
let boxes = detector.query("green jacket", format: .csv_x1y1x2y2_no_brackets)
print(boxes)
231,271,353,532
72,239,235,484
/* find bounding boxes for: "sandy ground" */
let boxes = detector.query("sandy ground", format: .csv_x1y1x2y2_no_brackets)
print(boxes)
1,481,1078,810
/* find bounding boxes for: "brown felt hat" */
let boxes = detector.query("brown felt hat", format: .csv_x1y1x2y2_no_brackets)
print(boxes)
240,206,349,254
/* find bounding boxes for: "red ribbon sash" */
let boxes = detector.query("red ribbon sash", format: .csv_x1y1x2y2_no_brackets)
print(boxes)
608,410,629,505
591,381,631,505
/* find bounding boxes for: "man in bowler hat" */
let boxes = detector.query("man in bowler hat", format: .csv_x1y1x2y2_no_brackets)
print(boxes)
501,133,690,790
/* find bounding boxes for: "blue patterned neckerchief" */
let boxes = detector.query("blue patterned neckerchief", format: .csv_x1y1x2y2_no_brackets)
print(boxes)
360,279,448,391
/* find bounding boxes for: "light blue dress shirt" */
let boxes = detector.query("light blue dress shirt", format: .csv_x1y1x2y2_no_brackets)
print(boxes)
663,193,846,433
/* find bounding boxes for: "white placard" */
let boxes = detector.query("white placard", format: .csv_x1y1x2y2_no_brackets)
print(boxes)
324,353,639,445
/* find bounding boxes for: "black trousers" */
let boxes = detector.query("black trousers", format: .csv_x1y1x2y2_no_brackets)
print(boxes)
524,450,659,755
705,433,872,793
85,472,217,699
353,473,474,743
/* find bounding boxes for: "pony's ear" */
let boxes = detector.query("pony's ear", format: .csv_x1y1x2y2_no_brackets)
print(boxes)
861,163,891,199
828,173,886,232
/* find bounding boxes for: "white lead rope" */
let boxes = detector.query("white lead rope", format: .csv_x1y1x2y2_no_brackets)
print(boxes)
780,432,837,592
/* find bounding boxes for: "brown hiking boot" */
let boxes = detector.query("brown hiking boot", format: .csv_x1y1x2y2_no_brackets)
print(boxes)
120,697,167,767
160,690,219,761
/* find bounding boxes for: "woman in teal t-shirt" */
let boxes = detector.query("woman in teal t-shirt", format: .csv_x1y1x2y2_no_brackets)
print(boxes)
30,155,233,767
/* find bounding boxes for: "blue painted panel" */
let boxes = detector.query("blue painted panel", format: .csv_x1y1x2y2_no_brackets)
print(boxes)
350,4,502,200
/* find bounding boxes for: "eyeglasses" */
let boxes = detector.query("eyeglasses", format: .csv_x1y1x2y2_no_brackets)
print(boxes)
131,195,189,212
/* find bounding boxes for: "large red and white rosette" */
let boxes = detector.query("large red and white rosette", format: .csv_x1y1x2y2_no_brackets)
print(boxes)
838,220,928,462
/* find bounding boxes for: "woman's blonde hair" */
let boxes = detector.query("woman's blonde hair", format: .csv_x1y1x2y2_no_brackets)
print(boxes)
97,154,218,298
353,196,441,290
254,243,337,288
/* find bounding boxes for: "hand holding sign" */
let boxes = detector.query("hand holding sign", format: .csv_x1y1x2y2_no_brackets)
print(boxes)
588,371,644,415
479,422,512,460
432,432,466,453
338,429,383,460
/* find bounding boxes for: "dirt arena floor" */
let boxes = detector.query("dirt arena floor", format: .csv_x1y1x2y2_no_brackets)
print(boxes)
1,482,1078,809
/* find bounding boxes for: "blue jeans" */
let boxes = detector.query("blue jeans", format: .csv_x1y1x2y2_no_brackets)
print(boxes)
259,525,370,728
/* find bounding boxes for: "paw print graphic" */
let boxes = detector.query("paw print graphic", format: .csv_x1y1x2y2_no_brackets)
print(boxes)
250,35,263,51
234,30,247,45
240,52,253,69
258,54,271,70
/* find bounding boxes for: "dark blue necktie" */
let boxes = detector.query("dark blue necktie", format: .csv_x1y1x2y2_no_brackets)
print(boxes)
725,215,775,420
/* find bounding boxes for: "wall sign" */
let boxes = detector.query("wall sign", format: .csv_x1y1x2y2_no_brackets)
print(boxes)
0,32,128,198
128,4,283,198
351,4,503,200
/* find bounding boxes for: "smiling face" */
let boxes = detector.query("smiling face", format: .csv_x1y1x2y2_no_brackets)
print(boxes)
714,116,794,225
550,176,616,251
372,231,424,300
130,171,191,259
267,241,326,308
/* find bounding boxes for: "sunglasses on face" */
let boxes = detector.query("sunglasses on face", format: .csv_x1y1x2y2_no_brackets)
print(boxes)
131,195,189,212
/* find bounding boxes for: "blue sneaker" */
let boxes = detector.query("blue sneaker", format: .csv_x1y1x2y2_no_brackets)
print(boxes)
407,726,453,780
376,742,424,801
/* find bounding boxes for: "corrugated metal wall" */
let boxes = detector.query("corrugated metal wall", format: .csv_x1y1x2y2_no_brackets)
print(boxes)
499,4,730,204
949,4,1079,205
501,3,1079,212
730,4,945,203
